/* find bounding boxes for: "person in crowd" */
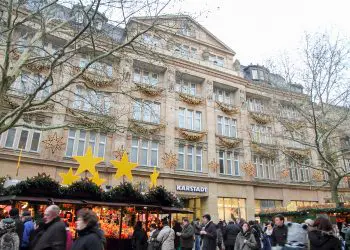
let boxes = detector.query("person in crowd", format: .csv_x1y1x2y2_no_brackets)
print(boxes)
271,215,288,248
0,217,20,250
304,219,315,232
234,222,257,250
216,221,224,250
176,217,194,250
308,216,341,250
29,219,45,250
132,221,148,250
193,218,202,250
262,222,273,250
345,225,350,250
10,208,24,249
21,211,34,250
223,220,241,250
65,222,73,250
173,221,182,250
148,223,160,250
71,209,105,250
200,214,217,250
341,221,348,239
32,205,66,250
157,218,175,250
248,221,262,250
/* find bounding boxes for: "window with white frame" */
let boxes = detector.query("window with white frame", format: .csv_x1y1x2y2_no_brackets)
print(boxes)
284,130,305,149
251,124,273,144
280,105,299,119
1,127,41,152
344,159,350,172
65,129,106,158
251,69,266,81
79,58,113,77
288,158,310,182
209,54,224,67
178,108,201,131
11,72,52,100
130,137,158,167
176,80,197,96
213,87,234,105
73,86,111,115
133,68,159,86
219,150,240,176
75,12,84,23
247,98,265,113
177,144,202,172
253,155,276,180
217,116,237,138
174,44,198,59
133,100,160,124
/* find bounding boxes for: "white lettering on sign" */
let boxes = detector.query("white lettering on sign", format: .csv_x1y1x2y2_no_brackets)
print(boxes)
176,185,208,193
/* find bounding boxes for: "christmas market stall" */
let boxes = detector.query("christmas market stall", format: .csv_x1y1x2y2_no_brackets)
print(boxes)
0,149,191,250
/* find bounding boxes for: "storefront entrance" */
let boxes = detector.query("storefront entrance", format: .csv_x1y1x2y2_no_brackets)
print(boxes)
173,197,204,222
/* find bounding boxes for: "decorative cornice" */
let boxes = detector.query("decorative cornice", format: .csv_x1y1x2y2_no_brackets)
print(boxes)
177,128,207,142
283,148,311,161
251,143,277,159
178,92,203,105
134,82,164,97
217,135,241,148
129,119,165,136
250,112,272,125
216,101,240,115
73,67,115,87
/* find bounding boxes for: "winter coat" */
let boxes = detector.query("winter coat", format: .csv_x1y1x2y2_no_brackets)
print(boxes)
234,231,257,250
71,226,105,250
0,218,20,250
147,229,160,250
217,228,224,246
308,230,341,250
345,228,350,248
132,228,148,250
12,216,24,248
173,224,182,248
32,217,66,250
66,228,73,250
180,223,194,249
224,223,241,247
157,226,175,250
29,228,45,250
193,221,201,235
202,221,217,250
22,219,34,248
271,224,288,246
251,225,262,250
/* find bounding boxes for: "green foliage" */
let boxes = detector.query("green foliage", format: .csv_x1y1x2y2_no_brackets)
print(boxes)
0,176,6,195
146,186,183,208
62,178,102,200
103,182,144,203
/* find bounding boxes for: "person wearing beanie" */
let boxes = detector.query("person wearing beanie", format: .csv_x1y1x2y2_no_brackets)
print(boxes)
200,214,217,250
9,208,24,249
21,211,34,250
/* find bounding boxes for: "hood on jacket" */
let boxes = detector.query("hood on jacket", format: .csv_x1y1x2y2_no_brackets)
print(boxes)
308,230,335,247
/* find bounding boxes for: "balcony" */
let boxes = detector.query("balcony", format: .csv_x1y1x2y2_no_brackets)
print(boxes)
176,127,207,142
177,92,204,106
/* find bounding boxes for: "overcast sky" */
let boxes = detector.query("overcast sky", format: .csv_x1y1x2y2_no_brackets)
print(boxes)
170,0,350,66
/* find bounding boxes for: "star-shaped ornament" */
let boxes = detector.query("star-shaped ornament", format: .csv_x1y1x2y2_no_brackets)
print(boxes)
149,167,159,188
73,147,103,175
110,151,138,181
90,171,106,186
42,132,65,154
59,168,80,185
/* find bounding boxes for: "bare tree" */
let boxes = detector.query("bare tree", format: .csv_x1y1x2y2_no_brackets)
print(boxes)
0,0,180,134
271,32,350,206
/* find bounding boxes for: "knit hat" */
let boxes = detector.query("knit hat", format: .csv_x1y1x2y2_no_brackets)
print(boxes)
9,208,19,217
22,211,31,217
0,218,16,231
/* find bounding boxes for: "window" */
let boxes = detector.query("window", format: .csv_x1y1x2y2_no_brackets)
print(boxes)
217,116,237,138
345,159,350,172
79,58,113,77
209,54,224,67
251,124,273,144
247,98,265,113
253,155,276,180
2,127,41,152
219,150,240,176
178,108,201,131
130,137,159,167
288,201,318,208
213,87,234,105
218,198,246,220
176,80,197,96
133,68,159,86
142,34,160,47
180,22,193,37
174,44,198,59
94,20,103,30
251,69,266,81
133,100,160,124
65,129,106,157
255,200,283,214
11,72,52,100
280,105,299,119
288,158,310,182
76,12,84,23
73,87,111,115
177,144,202,172
252,70,258,80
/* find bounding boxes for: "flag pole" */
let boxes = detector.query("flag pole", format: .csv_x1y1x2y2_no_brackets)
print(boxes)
16,149,23,177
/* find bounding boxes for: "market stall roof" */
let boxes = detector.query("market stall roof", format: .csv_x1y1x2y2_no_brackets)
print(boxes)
160,206,193,214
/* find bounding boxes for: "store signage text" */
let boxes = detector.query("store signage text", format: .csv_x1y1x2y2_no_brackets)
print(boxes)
176,185,208,193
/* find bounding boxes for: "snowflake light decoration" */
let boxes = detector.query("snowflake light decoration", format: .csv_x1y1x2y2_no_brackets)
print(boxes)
42,132,65,154
162,151,178,170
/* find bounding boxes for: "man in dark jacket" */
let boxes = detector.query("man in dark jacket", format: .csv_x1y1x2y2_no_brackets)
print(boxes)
193,218,202,250
200,214,217,250
223,220,241,250
249,221,262,250
271,215,288,247
177,218,194,250
21,211,34,250
10,208,24,249
32,205,66,250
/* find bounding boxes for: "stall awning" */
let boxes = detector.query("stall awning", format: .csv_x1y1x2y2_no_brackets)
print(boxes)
160,207,193,214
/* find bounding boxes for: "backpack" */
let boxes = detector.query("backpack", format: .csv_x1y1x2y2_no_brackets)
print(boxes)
0,218,20,250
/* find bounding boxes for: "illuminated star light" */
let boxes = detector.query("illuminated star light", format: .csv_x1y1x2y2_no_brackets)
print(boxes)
110,151,138,181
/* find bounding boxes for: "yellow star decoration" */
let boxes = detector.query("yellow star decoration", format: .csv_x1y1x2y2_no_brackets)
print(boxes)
59,168,80,185
110,151,138,181
149,167,159,188
73,147,103,175
90,171,106,186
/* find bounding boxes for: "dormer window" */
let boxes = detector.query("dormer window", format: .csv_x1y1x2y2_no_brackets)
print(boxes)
209,54,224,67
94,19,103,30
76,12,84,23
251,68,267,81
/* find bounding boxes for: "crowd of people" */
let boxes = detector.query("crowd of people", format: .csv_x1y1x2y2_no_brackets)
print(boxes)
0,206,347,250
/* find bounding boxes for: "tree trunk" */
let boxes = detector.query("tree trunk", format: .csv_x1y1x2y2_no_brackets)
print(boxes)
331,181,341,207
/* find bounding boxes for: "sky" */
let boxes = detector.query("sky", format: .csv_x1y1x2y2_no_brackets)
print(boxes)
169,0,350,66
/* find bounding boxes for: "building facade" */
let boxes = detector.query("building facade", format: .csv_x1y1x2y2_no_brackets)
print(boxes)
1,7,350,222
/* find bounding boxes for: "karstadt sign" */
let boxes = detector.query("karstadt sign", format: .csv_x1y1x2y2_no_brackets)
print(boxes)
176,185,208,193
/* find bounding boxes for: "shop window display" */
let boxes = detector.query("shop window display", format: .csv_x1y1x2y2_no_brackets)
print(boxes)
217,197,246,221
